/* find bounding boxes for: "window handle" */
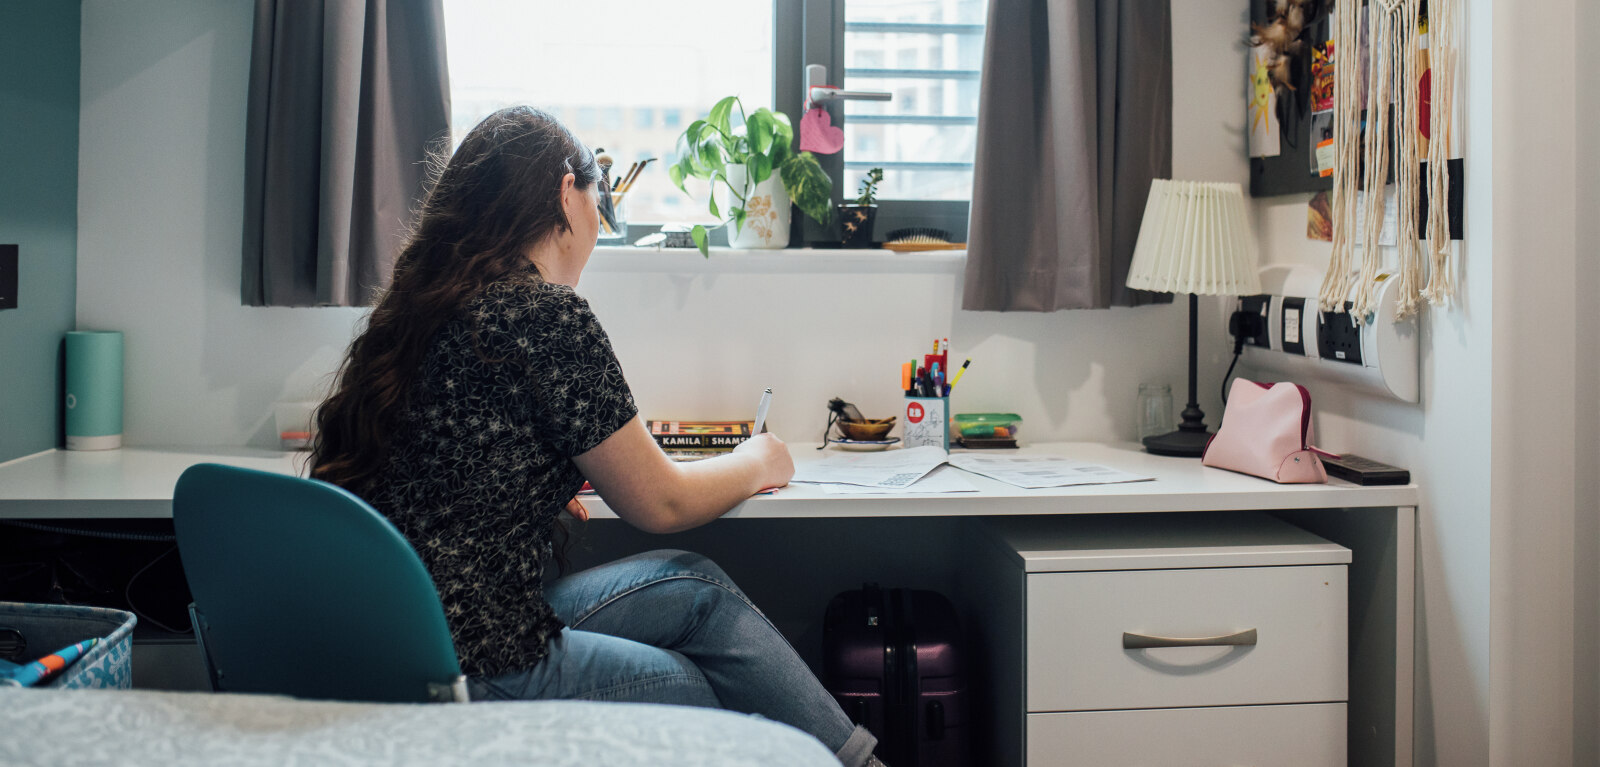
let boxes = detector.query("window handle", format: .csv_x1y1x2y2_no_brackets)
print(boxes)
806,64,893,104
1122,628,1258,649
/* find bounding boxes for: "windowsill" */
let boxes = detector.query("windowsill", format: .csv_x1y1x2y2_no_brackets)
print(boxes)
585,245,967,275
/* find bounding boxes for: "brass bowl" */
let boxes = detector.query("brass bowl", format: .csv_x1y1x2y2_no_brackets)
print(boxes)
837,417,896,441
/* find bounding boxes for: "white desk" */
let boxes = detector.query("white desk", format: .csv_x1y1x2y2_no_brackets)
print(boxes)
0,447,307,519
0,443,1416,767
0,442,1415,520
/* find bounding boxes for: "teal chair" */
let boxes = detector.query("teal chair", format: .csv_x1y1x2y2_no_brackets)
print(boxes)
173,463,467,703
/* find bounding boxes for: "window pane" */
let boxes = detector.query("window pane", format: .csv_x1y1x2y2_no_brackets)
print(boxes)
842,0,988,201
845,166,975,201
847,123,977,165
444,0,774,225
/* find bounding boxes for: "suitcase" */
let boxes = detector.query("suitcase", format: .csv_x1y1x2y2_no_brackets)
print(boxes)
822,583,968,767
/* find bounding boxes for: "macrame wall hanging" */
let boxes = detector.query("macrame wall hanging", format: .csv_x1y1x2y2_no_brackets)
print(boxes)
1319,0,1459,320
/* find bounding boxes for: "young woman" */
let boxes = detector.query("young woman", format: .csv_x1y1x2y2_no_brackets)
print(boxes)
311,106,881,767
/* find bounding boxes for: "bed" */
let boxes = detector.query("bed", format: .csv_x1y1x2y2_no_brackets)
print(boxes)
0,687,840,766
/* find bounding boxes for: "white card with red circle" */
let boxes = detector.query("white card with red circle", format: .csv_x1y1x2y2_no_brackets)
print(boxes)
903,396,949,451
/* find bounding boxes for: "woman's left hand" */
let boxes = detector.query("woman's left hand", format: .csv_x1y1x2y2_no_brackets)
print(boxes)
565,496,589,522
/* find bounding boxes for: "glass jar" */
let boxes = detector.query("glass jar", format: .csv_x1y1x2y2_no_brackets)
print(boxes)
1137,383,1174,440
597,189,628,245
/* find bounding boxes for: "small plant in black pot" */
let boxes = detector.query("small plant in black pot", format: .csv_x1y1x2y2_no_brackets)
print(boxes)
838,167,882,248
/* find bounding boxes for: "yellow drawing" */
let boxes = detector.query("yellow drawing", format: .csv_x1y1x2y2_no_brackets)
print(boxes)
1248,45,1282,158
1251,57,1273,134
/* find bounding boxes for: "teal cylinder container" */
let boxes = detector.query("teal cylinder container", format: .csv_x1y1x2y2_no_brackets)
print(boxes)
65,331,124,450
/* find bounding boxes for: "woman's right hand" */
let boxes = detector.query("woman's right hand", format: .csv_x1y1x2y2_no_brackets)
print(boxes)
575,416,797,534
734,433,795,490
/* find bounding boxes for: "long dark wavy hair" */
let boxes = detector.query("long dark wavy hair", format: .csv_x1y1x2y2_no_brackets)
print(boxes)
311,107,602,496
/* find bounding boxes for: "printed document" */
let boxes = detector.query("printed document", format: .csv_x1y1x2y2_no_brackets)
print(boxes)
947,454,1153,489
791,445,949,489
815,466,979,495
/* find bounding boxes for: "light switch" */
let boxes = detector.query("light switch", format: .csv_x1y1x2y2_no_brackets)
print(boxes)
0,245,17,310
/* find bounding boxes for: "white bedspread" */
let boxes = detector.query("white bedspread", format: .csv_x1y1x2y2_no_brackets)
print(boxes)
0,688,839,767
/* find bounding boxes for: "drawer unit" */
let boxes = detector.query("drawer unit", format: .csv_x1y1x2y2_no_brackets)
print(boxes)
1027,703,1347,767
968,512,1351,767
1027,564,1347,711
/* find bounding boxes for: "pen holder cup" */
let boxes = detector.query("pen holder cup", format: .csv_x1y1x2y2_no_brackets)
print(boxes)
902,396,950,451
598,192,628,244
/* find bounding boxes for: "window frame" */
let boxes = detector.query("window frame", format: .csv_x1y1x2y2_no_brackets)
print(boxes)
778,0,976,245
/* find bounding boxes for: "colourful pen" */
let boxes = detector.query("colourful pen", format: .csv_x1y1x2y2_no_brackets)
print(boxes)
948,358,972,390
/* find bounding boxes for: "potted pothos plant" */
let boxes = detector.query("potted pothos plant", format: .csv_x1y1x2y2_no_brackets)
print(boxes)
668,96,833,256
838,167,883,248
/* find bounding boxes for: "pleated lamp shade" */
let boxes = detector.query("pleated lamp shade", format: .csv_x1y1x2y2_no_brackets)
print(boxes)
1125,180,1261,296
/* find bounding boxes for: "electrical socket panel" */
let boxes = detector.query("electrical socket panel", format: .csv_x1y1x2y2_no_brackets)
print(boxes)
1227,265,1418,402
1238,295,1272,348
1315,302,1364,365
1281,297,1307,355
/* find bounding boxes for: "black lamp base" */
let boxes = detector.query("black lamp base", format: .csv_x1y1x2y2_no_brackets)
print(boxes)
1141,427,1212,457
1142,293,1213,458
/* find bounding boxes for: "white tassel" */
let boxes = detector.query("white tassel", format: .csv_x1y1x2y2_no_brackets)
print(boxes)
1391,0,1425,320
1320,0,1364,312
1351,1,1396,322
1326,0,1430,322
1423,0,1459,306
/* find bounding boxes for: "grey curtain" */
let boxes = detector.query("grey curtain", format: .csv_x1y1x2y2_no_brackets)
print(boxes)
963,0,1172,311
242,0,450,307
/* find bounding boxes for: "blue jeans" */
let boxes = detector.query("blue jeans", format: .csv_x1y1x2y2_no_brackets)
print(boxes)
467,549,877,767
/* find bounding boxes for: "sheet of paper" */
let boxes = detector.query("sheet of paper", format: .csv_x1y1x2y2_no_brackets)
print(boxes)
815,466,979,495
947,454,1154,490
791,445,949,489
1354,188,1399,247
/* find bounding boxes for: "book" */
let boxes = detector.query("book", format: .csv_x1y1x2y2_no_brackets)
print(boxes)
647,420,753,450
663,449,731,463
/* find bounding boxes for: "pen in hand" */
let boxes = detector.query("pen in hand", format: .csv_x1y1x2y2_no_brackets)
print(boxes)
754,387,773,434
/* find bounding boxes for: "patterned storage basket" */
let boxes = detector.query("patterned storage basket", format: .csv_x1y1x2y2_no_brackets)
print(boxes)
0,602,137,689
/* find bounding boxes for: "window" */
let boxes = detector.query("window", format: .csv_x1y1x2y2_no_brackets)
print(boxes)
444,0,773,226
840,0,987,202
445,0,986,233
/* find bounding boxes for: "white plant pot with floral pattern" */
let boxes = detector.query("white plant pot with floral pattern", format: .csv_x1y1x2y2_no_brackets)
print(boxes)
723,163,790,249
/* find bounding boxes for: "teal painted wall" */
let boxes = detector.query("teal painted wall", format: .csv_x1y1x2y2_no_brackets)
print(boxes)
0,1,80,462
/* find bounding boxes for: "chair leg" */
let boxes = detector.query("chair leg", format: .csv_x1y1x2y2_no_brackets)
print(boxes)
187,603,221,692
428,675,469,703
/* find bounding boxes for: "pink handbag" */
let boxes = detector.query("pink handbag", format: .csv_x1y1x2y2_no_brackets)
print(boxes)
1202,379,1333,484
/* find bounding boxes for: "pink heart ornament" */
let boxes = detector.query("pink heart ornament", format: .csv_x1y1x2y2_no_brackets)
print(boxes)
799,106,845,155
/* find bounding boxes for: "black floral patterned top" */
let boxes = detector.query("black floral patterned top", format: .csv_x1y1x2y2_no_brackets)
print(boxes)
365,266,637,677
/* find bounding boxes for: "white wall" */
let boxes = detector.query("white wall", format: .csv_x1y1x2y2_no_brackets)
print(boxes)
75,1,364,448
75,0,1241,452
1487,0,1582,762
1576,0,1600,758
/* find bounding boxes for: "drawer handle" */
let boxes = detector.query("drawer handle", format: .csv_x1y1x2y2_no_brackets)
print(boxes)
1122,628,1258,649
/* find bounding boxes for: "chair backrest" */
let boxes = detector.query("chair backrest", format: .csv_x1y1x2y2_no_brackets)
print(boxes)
173,463,464,703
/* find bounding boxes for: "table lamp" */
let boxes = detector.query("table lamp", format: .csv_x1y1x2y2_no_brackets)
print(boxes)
1125,180,1262,457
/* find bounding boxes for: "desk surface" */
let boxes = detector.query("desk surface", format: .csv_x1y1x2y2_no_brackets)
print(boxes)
0,443,1417,520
